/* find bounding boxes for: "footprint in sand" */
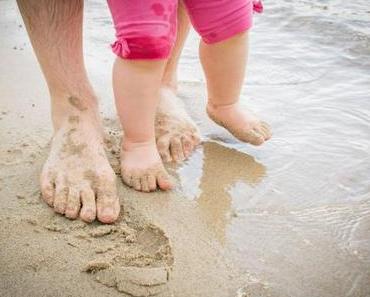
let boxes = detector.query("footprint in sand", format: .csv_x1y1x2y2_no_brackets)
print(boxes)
82,224,173,297
33,214,174,297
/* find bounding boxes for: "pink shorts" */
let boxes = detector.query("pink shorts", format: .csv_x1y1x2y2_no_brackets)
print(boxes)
107,0,263,59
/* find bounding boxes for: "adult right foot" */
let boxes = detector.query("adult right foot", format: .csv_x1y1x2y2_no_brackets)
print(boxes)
40,95,120,223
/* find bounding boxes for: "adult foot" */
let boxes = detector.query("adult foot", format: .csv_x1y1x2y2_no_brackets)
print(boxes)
121,140,173,192
155,88,201,163
206,102,272,145
40,97,120,223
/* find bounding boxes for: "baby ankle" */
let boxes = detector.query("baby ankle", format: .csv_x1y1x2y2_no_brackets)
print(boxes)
122,138,156,151
207,100,238,111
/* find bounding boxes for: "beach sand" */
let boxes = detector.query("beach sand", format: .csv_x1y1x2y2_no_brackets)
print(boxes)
1,1,370,297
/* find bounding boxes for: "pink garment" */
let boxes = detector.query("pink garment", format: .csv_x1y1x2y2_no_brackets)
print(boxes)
107,0,263,59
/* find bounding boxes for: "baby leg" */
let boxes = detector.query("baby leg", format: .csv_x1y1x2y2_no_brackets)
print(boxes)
108,0,177,191
156,1,201,163
184,0,271,145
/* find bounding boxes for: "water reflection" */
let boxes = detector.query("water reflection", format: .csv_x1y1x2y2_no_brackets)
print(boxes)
179,141,266,244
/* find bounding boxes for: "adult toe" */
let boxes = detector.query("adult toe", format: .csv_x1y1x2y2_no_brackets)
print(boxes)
40,171,55,206
65,188,81,219
96,176,120,224
80,188,96,223
96,193,120,224
53,179,68,214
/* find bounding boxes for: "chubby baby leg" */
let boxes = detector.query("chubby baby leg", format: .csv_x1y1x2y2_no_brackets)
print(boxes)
108,0,177,191
201,32,271,145
184,0,271,145
113,59,173,192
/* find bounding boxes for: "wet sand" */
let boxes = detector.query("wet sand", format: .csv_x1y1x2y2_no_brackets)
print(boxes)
1,1,370,297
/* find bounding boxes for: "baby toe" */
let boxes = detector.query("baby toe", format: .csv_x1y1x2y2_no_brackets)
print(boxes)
247,129,265,146
170,138,185,162
181,135,194,158
261,122,272,140
141,175,150,193
156,171,173,191
157,137,172,163
147,174,157,192
132,176,142,191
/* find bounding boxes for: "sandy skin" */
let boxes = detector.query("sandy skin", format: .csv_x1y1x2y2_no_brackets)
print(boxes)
16,0,202,218
207,102,271,145
120,87,201,193
112,4,202,193
115,31,272,194
41,91,201,217
40,99,120,223
18,0,271,222
120,141,174,192
156,88,201,163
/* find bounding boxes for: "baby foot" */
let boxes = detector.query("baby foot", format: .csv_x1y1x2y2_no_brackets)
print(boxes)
120,140,173,192
155,88,201,163
206,102,271,145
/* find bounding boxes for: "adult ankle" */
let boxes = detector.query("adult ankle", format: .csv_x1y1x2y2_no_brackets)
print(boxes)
50,91,100,131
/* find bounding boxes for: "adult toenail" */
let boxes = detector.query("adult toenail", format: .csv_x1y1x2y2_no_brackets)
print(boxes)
102,207,114,217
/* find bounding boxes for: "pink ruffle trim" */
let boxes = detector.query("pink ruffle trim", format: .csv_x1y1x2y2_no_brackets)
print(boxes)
253,0,263,13
111,39,130,58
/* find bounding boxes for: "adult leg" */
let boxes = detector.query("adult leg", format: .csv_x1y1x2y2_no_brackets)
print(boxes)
17,0,120,223
156,1,201,163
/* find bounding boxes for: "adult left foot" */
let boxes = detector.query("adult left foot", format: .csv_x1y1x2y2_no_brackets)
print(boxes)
155,88,201,163
206,102,272,145
40,99,120,223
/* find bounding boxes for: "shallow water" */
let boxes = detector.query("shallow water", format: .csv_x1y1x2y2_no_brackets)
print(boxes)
1,0,369,296
176,1,370,296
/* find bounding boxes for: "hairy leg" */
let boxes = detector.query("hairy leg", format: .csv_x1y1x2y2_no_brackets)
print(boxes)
113,59,173,192
17,0,120,223
200,31,271,145
156,1,201,163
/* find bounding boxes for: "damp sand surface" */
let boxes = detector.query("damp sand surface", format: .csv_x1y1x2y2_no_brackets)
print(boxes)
1,1,370,297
